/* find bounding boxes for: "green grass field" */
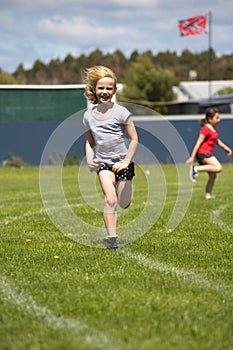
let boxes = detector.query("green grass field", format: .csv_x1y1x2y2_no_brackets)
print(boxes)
0,164,232,350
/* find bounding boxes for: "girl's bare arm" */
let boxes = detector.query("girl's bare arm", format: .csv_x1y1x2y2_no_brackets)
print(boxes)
186,134,206,164
217,139,232,156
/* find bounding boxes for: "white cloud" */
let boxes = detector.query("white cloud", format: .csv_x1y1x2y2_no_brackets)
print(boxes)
0,0,232,72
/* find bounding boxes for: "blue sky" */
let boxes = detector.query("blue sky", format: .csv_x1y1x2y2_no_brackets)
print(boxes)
0,0,232,73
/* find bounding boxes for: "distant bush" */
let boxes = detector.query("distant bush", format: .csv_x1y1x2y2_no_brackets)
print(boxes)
2,153,26,168
215,87,233,96
48,153,81,166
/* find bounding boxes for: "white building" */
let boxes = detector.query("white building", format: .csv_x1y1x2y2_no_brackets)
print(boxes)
174,80,233,101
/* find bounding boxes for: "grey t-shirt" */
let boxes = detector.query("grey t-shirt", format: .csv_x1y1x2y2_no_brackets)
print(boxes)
83,103,131,165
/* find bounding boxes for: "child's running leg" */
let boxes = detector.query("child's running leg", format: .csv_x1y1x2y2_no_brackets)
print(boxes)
98,170,117,237
205,172,217,199
196,156,222,173
116,180,132,209
198,156,222,199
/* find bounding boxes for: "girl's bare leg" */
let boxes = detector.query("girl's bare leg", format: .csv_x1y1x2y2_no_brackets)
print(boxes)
196,156,221,198
98,170,117,237
116,180,132,209
206,172,217,198
196,156,222,173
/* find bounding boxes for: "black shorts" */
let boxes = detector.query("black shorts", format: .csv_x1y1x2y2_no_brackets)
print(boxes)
97,162,135,181
196,153,213,165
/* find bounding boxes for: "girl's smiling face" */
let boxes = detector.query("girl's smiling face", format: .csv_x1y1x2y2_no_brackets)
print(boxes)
95,77,116,104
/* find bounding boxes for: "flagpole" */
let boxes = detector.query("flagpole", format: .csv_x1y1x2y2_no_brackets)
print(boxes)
208,11,212,103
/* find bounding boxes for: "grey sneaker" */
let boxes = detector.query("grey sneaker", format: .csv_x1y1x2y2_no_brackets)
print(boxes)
104,236,119,250
190,165,198,183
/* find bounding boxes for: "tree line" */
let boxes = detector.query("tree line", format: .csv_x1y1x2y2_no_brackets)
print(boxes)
0,48,232,109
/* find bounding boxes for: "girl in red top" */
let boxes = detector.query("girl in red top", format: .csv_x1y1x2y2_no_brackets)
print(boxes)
186,107,232,199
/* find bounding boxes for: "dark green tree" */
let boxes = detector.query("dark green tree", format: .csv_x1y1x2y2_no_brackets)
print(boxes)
13,63,26,83
121,54,176,102
7,48,233,85
129,50,139,63
86,49,104,67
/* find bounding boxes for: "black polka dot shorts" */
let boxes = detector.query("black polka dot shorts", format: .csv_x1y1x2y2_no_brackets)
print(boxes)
97,162,135,181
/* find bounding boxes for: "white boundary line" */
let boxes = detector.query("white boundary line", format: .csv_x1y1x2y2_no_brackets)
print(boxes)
133,114,233,121
1,193,232,298
0,84,86,89
121,249,232,298
0,204,84,226
0,199,182,225
210,202,233,234
0,276,124,350
0,192,40,203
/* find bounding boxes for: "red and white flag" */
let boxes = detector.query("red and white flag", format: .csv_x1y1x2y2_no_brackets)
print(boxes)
178,14,208,36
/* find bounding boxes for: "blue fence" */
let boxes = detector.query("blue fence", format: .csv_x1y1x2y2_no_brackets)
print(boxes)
1,116,232,165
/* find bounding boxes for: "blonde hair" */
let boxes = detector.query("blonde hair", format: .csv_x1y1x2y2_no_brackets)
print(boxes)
84,66,117,104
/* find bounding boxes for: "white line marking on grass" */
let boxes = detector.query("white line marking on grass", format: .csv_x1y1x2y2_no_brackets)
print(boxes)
210,202,233,234
0,208,45,225
0,192,40,203
0,204,84,226
0,276,124,350
121,249,232,297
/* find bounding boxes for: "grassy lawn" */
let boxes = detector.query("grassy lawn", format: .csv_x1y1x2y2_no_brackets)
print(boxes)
0,164,232,350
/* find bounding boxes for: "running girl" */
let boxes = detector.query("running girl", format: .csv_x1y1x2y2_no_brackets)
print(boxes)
186,107,232,199
83,66,138,249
